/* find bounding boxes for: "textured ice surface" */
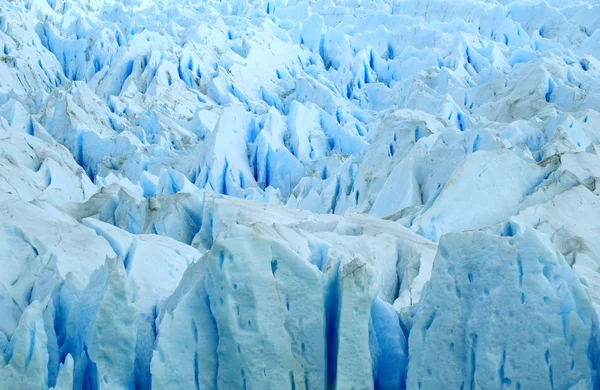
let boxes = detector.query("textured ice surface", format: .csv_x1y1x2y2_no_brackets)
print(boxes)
1,0,600,388
407,228,596,389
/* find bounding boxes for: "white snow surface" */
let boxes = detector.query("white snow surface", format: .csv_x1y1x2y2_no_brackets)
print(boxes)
1,0,600,388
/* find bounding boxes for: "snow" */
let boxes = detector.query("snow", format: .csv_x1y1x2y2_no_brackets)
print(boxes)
0,0,599,388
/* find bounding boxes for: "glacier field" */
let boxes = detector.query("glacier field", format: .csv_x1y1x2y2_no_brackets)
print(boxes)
1,0,600,388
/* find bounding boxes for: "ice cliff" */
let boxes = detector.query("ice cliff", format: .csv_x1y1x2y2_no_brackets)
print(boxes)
1,0,600,388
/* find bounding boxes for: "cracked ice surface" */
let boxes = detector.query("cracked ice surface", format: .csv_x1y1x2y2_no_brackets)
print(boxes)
1,0,600,388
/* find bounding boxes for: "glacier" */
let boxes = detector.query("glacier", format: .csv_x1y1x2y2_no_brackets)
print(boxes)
1,0,600,388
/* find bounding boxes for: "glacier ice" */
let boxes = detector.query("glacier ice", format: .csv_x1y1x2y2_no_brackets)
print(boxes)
151,221,411,390
0,0,600,388
407,227,596,389
0,302,49,390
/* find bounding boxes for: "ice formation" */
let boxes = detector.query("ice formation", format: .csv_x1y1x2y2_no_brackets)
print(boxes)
1,0,600,388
